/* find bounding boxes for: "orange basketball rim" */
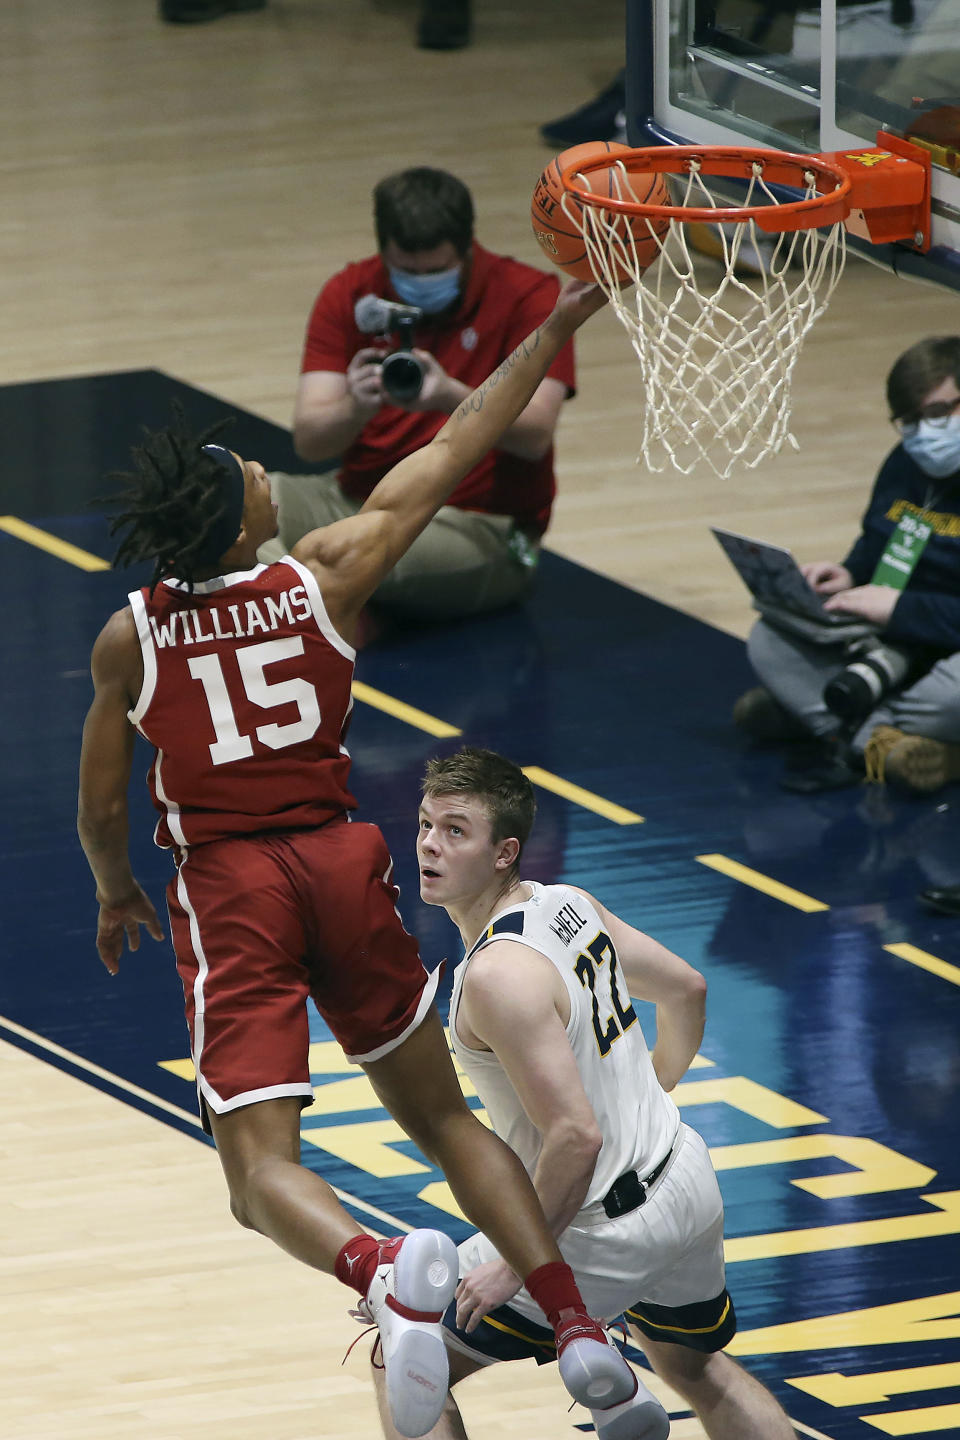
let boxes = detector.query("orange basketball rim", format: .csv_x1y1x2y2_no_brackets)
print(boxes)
550,134,931,478
559,134,931,247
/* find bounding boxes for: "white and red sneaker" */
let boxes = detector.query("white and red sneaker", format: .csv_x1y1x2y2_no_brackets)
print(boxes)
359,1229,458,1438
591,1372,671,1440
556,1312,670,1440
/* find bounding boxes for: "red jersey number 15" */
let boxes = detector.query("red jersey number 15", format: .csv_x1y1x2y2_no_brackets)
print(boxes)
187,636,322,765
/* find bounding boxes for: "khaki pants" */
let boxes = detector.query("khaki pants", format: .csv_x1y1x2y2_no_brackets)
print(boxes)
258,471,539,620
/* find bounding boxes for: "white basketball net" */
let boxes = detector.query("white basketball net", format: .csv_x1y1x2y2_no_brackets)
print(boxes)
565,158,847,478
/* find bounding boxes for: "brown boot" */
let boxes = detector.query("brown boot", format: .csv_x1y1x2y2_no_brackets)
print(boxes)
733,687,809,742
866,728,960,794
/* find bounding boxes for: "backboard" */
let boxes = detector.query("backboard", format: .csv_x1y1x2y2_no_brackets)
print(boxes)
625,0,960,289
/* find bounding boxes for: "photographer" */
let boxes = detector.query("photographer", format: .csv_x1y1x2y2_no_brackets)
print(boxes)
735,336,960,795
259,167,575,620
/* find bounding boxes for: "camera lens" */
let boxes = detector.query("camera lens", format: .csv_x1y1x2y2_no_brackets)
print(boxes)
823,644,912,720
823,667,879,719
381,352,424,403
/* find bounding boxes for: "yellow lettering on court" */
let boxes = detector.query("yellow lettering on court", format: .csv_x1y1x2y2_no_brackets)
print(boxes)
726,1191,960,1264
302,1074,382,1116
307,1040,354,1074
304,1035,480,1093
673,1075,827,1128
859,1403,960,1434
159,1044,356,1084
301,1118,431,1177
418,1181,469,1221
729,1289,960,1356
298,1033,486,1176
789,1361,960,1407
709,1135,935,1198
161,1033,481,1104
159,1058,196,1081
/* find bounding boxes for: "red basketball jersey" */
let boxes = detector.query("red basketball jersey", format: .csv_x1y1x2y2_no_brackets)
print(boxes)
127,558,358,850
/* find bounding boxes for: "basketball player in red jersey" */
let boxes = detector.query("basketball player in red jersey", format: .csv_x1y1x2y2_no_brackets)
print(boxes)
77,281,647,1439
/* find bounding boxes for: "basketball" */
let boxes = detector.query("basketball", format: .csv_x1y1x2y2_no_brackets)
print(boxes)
530,141,671,282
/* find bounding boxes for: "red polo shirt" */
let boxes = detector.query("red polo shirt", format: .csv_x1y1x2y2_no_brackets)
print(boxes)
300,242,576,536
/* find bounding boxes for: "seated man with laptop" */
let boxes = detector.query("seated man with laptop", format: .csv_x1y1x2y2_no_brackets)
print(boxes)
725,336,960,795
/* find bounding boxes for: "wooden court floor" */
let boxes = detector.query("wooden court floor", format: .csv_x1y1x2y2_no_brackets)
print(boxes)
2,5,960,1440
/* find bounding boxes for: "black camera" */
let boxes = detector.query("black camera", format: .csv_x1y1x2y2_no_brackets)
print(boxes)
823,638,912,720
378,330,426,404
354,294,426,404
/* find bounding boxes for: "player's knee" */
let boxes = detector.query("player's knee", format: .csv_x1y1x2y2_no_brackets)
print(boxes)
227,1188,257,1231
641,1335,713,1390
224,1164,270,1231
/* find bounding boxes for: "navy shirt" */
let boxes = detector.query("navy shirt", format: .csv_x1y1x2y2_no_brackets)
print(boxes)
842,445,960,653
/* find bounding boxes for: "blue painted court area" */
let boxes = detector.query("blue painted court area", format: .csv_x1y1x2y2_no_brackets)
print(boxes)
2,372,959,1439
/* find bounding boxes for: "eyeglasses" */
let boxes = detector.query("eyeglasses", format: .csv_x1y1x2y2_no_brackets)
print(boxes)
893,396,960,433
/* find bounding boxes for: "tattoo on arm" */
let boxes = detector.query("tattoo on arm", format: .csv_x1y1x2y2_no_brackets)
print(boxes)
454,326,544,419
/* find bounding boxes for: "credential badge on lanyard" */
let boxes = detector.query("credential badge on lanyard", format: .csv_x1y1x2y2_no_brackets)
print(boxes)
871,506,933,591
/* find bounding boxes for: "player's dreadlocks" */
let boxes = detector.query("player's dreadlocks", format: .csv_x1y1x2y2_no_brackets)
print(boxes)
102,402,239,592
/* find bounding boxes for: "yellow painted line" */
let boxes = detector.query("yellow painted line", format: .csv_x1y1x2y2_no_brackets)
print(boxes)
724,1190,960,1262
696,854,828,913
522,766,644,825
884,942,960,987
790,1363,960,1409
350,679,462,738
0,515,109,571
864,1403,960,1435
348,689,642,824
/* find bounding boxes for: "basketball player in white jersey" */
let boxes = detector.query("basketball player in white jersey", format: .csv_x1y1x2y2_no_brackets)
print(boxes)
370,747,796,1440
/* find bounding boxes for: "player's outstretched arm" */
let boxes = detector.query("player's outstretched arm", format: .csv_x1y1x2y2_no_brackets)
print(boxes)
291,281,606,634
571,886,706,1091
77,610,164,974
364,281,605,545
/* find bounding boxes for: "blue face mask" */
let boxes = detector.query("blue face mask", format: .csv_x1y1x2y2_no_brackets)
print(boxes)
388,263,462,315
901,414,960,480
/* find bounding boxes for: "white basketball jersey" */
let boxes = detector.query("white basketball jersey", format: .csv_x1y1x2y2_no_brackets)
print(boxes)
449,882,680,1211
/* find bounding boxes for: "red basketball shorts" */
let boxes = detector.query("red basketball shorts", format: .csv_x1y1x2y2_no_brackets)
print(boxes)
166,818,437,1126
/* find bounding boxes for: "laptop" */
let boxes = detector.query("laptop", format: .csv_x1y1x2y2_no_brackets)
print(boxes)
710,527,874,641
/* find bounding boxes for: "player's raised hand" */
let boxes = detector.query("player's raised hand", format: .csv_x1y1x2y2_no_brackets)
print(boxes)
95,883,165,975
553,278,609,329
